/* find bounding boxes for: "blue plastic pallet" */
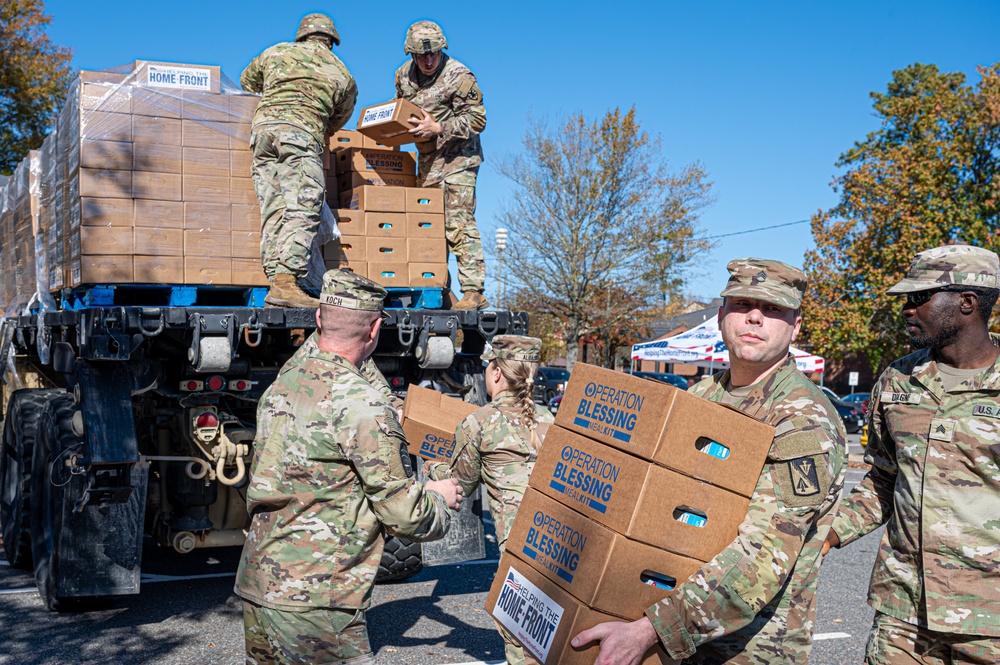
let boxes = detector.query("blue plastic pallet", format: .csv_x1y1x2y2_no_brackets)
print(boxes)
385,287,444,309
60,284,269,310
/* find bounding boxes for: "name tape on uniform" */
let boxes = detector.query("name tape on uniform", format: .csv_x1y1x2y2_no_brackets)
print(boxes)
882,392,921,405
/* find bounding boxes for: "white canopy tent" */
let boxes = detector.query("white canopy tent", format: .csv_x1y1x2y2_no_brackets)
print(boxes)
631,315,825,375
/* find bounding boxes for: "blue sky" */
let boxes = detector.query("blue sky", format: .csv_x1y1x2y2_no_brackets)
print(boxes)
43,0,1000,301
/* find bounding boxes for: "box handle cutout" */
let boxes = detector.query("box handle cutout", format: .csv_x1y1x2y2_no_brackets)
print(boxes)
695,437,730,460
378,247,393,254
673,506,708,528
640,571,676,590
378,223,392,229
420,271,434,278
380,271,397,278
418,222,432,228
417,198,431,205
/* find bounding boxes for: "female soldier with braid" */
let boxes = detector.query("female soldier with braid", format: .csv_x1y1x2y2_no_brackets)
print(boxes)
425,335,553,665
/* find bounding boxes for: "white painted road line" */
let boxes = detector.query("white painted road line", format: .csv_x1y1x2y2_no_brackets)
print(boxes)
814,632,851,640
0,587,37,595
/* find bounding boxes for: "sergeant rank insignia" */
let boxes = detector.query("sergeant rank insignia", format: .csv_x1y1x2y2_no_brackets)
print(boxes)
789,458,820,496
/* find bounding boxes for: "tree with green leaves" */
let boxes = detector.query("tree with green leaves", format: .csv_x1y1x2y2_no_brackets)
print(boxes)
495,107,716,369
1,0,72,175
804,62,1000,371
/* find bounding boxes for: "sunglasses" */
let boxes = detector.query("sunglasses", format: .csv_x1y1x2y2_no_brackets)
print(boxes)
904,286,970,307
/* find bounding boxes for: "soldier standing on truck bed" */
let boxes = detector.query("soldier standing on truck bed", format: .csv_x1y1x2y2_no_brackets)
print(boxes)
240,13,358,308
825,245,1000,664
395,20,489,311
573,259,847,665
234,269,463,664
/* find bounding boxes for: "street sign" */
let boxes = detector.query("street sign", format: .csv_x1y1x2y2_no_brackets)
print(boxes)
849,371,859,387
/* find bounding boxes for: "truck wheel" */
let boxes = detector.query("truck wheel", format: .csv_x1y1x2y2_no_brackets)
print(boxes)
377,537,423,582
450,360,488,407
1,389,59,570
30,392,94,611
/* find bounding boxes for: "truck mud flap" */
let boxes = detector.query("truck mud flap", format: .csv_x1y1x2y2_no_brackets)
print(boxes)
416,463,485,566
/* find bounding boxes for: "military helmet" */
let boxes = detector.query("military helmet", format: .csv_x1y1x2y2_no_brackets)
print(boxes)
403,20,447,55
296,13,340,46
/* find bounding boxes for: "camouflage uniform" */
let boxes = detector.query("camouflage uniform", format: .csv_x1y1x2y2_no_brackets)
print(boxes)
395,46,486,294
644,259,847,664
241,29,357,280
235,270,451,664
426,336,553,665
830,245,1000,663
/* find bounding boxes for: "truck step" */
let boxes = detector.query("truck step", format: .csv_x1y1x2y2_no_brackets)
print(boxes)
384,288,445,309
60,284,269,310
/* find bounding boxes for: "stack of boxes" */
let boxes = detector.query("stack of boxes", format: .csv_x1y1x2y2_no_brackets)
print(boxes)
0,154,40,312
486,364,775,664
33,60,265,292
322,129,449,288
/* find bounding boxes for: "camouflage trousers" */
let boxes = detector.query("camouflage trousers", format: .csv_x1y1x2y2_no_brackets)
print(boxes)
865,612,1000,665
498,621,540,665
242,600,375,665
440,171,485,294
250,123,325,280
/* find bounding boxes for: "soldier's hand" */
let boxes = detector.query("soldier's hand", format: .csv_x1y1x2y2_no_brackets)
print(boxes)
822,530,840,559
571,617,664,665
426,477,463,510
407,110,442,140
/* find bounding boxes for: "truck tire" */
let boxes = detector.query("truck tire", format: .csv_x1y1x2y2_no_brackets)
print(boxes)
30,391,102,612
1,389,60,570
376,536,423,582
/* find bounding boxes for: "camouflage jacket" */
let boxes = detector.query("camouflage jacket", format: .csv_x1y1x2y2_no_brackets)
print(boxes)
426,391,553,551
241,40,358,144
394,55,485,187
234,333,450,611
831,343,1000,637
646,356,847,663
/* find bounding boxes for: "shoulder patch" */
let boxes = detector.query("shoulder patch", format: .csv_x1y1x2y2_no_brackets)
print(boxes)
771,452,832,508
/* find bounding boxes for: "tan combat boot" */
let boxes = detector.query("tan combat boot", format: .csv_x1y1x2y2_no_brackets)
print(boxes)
452,291,489,310
265,274,320,308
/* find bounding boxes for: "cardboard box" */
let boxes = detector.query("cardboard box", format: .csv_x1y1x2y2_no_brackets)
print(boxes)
78,197,134,227
228,94,260,121
408,263,448,287
134,255,184,283
363,212,406,238
401,386,478,461
184,228,231,256
324,235,366,263
181,90,230,123
134,227,183,256
78,168,132,199
232,258,269,286
507,489,700,618
324,260,367,278
81,110,132,143
183,173,228,202
231,203,260,232
79,140,133,171
181,119,230,150
405,212,446,238
327,129,366,152
230,149,252,177
367,237,407,262
132,115,182,145
133,171,182,201
184,256,231,284
332,147,416,176
356,98,429,147
232,231,261,259
407,238,447,263
336,171,417,190
182,147,230,176
72,226,134,256
332,209,362,236
406,187,445,214
368,261,408,287
340,186,406,212
554,364,774,497
184,202,231,230
71,255,133,285
133,142,183,173
132,87,182,118
135,199,183,228
79,82,131,113
487,553,671,665
230,177,257,205
132,60,221,94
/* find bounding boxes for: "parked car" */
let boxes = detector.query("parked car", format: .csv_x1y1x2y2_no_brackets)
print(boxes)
817,386,864,433
548,394,562,415
628,371,689,390
534,366,571,403
842,391,871,414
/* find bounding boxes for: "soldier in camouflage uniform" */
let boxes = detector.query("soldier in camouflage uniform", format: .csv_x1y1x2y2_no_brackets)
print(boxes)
241,14,358,308
574,258,847,665
826,245,1000,664
395,21,488,310
234,269,463,664
426,335,553,664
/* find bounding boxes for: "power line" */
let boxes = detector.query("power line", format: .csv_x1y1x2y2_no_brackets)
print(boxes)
702,219,809,240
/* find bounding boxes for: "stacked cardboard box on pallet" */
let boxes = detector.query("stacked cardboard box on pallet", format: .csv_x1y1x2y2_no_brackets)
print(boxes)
31,60,266,291
0,153,42,313
486,364,775,664
321,125,449,289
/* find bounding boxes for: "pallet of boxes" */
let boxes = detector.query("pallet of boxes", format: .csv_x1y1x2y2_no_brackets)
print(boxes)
485,364,775,664
27,60,266,301
322,98,448,304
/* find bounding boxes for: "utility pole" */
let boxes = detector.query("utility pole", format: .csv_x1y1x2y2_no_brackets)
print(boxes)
495,227,508,309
